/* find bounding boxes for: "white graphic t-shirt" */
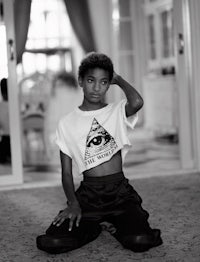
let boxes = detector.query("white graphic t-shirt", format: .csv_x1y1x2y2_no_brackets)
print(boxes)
55,99,138,176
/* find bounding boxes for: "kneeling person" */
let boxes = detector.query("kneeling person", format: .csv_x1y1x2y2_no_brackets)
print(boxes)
36,52,163,254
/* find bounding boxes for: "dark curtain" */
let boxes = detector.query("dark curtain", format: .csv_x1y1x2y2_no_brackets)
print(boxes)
14,0,32,64
63,0,96,53
13,0,96,63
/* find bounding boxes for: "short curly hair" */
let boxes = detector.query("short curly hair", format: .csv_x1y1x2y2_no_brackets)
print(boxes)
78,52,114,81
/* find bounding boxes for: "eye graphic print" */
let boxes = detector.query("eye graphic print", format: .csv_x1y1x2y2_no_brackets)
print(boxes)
84,118,118,161
87,133,111,148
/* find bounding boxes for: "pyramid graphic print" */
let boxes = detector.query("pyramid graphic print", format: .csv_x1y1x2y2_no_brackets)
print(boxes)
84,118,118,168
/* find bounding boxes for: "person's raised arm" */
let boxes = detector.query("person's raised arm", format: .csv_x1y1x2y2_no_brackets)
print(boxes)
53,151,81,231
111,72,144,117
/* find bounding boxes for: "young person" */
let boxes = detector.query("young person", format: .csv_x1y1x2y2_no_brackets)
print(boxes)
36,52,162,254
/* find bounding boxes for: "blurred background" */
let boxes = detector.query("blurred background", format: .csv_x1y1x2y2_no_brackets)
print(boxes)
0,0,200,187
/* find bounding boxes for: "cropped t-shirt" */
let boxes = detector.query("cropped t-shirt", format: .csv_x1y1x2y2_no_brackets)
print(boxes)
55,99,138,175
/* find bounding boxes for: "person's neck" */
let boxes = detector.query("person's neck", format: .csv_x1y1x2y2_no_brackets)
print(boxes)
79,100,107,111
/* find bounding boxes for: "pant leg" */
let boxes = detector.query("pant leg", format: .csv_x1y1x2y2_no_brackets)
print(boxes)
106,180,163,252
37,215,101,254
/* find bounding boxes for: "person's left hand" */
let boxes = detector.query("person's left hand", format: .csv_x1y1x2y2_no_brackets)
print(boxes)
52,204,82,231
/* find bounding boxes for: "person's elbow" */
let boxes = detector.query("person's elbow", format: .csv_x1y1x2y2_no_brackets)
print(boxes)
132,96,144,113
136,96,144,111
126,97,144,116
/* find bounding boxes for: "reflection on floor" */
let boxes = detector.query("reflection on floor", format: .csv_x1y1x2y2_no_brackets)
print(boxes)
0,128,180,186
125,129,179,174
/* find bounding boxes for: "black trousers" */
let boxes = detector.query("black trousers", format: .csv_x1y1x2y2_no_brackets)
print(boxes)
37,172,162,253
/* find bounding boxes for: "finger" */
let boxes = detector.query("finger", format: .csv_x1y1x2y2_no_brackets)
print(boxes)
53,210,64,224
76,214,82,227
53,215,60,225
53,213,64,224
53,213,66,226
69,216,75,231
56,217,66,227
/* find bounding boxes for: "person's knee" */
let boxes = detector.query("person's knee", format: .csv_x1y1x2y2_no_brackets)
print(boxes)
36,234,79,254
36,224,102,254
120,234,152,252
118,231,163,253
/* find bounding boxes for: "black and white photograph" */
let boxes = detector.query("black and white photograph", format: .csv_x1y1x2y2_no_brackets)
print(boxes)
0,0,200,261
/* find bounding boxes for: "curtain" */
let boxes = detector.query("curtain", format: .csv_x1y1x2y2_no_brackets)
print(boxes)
87,0,113,54
14,0,32,64
63,0,96,53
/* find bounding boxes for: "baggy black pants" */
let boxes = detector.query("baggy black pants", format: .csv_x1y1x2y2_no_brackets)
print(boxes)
36,172,162,254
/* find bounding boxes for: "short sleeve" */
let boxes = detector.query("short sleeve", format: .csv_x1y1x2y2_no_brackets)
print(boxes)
120,99,138,129
54,120,72,157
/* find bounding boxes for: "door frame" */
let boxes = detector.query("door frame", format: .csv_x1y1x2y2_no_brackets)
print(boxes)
174,0,200,172
173,0,194,169
0,0,23,186
187,0,200,171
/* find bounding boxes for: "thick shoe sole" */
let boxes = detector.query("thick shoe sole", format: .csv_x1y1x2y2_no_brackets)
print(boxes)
36,234,78,254
130,229,163,252
118,229,163,253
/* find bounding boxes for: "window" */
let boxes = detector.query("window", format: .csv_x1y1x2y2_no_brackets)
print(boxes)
17,0,83,125
112,0,135,84
20,0,76,77
144,0,175,75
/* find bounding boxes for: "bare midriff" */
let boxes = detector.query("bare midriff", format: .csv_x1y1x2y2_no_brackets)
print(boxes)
83,150,123,177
